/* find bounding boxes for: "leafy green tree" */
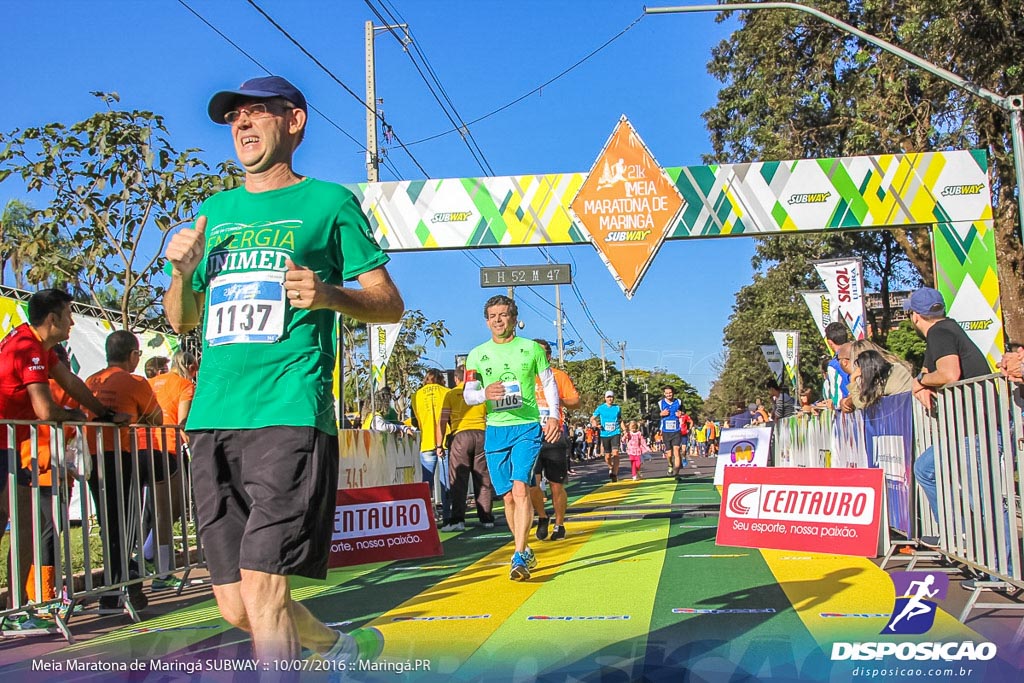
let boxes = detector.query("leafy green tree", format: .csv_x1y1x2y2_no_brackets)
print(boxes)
339,310,450,420
0,92,242,329
703,0,1024,342
886,319,927,371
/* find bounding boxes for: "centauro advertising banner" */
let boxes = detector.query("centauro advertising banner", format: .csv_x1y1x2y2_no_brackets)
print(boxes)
799,290,839,343
569,115,685,299
771,330,800,390
329,483,442,568
717,467,884,557
813,258,866,340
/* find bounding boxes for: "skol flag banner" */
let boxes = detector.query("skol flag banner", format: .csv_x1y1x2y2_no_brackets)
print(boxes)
759,344,785,384
799,290,839,343
569,115,685,299
771,330,800,390
813,258,866,340
370,322,402,389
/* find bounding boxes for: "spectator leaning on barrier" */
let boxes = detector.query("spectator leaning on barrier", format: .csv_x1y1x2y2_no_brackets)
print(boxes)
823,321,852,409
846,340,914,410
767,380,796,421
365,387,415,436
903,287,991,522
1000,342,1023,384
0,290,127,546
79,330,164,611
6,344,74,615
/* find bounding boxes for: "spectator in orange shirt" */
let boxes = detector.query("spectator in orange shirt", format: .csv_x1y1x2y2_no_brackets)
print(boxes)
139,350,198,590
80,330,162,610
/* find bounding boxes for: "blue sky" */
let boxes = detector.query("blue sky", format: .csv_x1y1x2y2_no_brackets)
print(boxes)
3,1,752,396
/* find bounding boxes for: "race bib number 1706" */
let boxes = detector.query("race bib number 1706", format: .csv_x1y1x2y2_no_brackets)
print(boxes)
206,271,286,346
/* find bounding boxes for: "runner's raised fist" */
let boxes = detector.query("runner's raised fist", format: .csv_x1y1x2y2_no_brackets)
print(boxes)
166,216,207,278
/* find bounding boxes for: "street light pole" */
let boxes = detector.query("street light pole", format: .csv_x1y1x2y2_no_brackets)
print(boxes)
644,2,1024,243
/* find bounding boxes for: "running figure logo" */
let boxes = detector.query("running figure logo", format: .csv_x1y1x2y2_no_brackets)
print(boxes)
882,571,949,635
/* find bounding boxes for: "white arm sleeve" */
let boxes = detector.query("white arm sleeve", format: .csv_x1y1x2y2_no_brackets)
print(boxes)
371,414,400,433
463,380,486,406
538,367,560,418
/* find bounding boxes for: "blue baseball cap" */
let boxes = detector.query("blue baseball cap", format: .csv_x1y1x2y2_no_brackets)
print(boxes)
208,76,307,124
902,287,946,315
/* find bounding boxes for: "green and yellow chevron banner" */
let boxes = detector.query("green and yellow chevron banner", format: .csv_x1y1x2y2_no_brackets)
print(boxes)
345,149,1001,363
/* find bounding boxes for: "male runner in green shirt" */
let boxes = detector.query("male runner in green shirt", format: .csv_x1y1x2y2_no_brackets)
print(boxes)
164,75,403,666
464,295,561,580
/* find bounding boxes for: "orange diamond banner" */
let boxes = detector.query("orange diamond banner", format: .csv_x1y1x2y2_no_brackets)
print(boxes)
570,116,685,299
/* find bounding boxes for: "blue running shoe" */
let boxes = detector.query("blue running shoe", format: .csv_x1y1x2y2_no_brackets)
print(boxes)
522,547,538,570
509,552,531,581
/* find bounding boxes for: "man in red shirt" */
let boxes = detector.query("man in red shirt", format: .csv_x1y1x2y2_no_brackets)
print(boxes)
0,290,124,527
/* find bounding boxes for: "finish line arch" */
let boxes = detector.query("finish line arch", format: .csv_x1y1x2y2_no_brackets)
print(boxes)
343,148,1002,364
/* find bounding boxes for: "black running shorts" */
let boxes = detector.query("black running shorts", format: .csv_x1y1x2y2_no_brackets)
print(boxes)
188,426,339,584
599,434,621,453
533,436,569,484
662,431,683,449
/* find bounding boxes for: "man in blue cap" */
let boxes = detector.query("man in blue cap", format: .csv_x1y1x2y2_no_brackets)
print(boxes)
904,287,990,525
164,76,403,666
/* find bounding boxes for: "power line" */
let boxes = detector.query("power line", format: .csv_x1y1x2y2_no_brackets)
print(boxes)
405,13,646,147
175,0,375,155
244,0,429,177
366,0,495,176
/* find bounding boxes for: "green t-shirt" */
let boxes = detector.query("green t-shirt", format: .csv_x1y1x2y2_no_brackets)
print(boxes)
184,178,389,434
465,336,549,427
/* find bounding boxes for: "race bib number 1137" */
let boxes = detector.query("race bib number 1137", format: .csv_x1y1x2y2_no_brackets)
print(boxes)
206,271,286,346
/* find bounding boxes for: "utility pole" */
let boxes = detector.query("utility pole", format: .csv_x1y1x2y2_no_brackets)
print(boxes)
364,21,379,183
365,20,410,183
620,342,627,402
555,284,564,365
600,339,607,381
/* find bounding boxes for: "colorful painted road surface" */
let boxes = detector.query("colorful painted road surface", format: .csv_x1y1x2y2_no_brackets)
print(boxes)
2,462,1021,682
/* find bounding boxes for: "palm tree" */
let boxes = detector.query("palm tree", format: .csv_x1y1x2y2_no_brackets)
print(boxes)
1,199,34,288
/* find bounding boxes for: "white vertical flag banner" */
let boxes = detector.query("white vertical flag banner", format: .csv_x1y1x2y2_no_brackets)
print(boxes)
799,290,839,343
813,258,867,340
759,344,786,383
370,322,402,389
771,330,800,391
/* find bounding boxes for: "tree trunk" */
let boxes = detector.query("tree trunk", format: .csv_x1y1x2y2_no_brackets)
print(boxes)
994,205,1024,346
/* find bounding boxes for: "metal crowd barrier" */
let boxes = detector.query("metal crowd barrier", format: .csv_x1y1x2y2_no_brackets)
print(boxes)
929,374,1024,619
773,375,1024,621
1,419,205,642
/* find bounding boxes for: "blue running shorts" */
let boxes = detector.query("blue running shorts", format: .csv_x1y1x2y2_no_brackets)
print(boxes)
484,422,543,497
